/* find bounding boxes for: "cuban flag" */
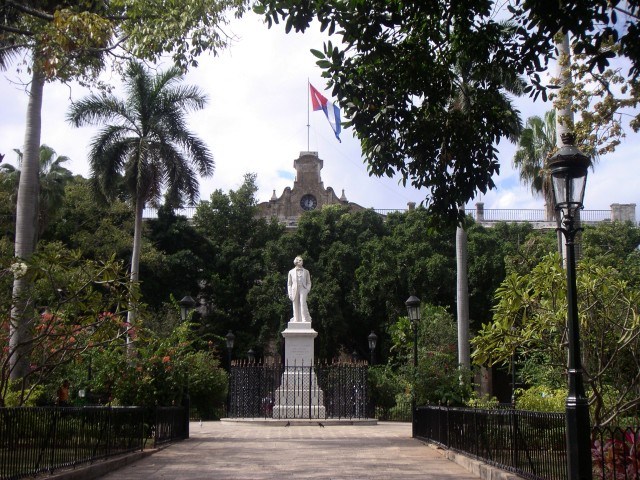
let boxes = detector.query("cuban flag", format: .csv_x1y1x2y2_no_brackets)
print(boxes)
309,83,341,142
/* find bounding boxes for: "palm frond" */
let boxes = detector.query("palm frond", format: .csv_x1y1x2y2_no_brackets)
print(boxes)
67,94,133,129
71,60,212,210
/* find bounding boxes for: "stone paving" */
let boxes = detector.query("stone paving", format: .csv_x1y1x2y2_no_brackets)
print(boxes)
97,421,482,480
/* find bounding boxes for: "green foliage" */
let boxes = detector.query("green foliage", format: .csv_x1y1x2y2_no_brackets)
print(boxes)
467,221,544,325
472,253,640,426
193,174,285,352
256,0,640,220
46,178,134,258
3,381,46,407
86,318,227,416
1,241,132,406
368,365,403,411
141,206,215,309
184,350,228,419
582,221,640,282
388,304,473,406
465,392,500,409
514,386,566,413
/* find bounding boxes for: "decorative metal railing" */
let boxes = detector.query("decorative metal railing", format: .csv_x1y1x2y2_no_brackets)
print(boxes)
142,206,198,219
415,406,567,480
228,361,372,420
142,205,631,226
0,405,188,480
376,400,412,422
415,406,640,480
463,208,612,224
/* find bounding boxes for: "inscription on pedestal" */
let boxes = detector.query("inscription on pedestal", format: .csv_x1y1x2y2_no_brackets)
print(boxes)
287,344,312,365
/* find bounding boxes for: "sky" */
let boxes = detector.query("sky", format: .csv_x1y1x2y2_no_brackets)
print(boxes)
1,12,638,219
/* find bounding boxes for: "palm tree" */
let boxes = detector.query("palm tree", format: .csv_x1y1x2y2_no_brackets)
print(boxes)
8,66,45,380
67,61,214,326
448,26,525,371
512,110,557,220
12,145,73,237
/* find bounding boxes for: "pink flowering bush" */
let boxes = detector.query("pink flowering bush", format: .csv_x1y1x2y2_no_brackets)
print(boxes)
593,428,640,479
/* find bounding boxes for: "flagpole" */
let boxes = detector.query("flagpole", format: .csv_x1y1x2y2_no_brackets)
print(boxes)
307,79,310,151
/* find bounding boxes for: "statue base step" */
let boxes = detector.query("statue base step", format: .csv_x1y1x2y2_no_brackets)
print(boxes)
272,405,326,419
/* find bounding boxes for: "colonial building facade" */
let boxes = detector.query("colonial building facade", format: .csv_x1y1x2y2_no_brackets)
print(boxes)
257,151,368,227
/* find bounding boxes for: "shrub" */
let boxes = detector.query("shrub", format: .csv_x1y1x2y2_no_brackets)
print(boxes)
515,386,566,412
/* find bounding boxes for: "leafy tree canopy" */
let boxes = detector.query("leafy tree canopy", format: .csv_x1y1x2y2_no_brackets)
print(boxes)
472,253,640,426
1,0,248,83
255,0,639,221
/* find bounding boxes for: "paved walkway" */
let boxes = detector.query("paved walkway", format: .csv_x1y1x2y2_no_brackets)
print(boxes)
98,421,481,480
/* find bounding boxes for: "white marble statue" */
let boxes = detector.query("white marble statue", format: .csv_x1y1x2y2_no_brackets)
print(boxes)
287,256,312,323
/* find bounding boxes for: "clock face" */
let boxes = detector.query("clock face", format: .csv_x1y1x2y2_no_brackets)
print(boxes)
300,194,318,211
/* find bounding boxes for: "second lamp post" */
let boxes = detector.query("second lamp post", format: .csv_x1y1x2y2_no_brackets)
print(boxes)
368,331,377,365
405,295,421,438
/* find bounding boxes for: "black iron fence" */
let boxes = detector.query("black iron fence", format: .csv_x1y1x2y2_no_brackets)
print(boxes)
415,406,566,480
376,399,412,422
228,362,372,420
0,405,188,480
415,406,640,480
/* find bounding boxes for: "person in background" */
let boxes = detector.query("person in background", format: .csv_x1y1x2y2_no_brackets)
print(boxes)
56,379,70,406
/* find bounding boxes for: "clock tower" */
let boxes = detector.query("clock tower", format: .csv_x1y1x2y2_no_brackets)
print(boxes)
257,151,365,227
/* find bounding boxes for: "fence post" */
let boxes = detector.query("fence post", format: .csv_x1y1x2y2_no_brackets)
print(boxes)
182,393,190,439
511,408,518,469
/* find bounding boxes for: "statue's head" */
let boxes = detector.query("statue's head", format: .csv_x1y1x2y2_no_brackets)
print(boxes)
293,256,303,267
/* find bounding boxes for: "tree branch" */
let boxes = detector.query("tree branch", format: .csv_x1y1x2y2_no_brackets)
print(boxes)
613,5,640,21
6,1,54,21
0,23,33,36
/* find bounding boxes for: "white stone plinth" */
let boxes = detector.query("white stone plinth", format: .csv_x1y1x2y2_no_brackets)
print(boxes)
282,320,317,366
273,320,326,419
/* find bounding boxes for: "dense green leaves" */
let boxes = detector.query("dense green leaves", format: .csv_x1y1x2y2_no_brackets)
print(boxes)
1,242,133,405
472,253,640,426
387,304,473,406
257,0,529,221
256,0,639,221
0,0,247,81
2,0,245,378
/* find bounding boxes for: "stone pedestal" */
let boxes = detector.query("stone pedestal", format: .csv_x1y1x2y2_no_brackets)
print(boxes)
272,320,326,419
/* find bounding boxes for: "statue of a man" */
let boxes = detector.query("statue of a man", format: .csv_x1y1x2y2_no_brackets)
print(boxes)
287,256,311,323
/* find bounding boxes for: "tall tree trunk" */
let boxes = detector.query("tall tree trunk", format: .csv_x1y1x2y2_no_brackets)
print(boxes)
555,33,582,264
10,65,45,380
555,34,574,144
126,196,144,331
456,213,470,370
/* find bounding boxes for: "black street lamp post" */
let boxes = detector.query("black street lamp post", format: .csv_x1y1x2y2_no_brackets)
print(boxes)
368,331,377,365
225,330,235,370
225,331,235,417
549,133,592,480
178,295,196,322
405,295,421,438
